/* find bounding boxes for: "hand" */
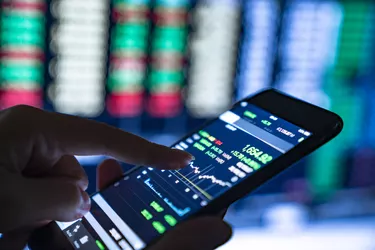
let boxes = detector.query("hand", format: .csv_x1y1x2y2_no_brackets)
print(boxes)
0,105,192,249
98,160,232,250
0,105,231,249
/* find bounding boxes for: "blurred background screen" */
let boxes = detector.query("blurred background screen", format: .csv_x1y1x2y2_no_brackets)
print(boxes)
1,0,375,249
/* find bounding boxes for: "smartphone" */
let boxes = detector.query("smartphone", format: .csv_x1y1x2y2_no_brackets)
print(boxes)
29,89,343,250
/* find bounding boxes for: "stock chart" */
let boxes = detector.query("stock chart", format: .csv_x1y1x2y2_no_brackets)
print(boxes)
59,102,310,249
1,1,375,248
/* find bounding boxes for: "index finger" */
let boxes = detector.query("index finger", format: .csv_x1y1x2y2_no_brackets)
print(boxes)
20,106,193,169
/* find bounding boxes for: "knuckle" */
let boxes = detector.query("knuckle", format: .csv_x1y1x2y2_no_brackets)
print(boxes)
9,104,38,113
6,105,40,119
0,105,45,139
0,105,41,125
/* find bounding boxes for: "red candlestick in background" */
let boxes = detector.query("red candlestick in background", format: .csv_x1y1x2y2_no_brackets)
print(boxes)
107,0,151,117
0,0,46,109
146,0,189,118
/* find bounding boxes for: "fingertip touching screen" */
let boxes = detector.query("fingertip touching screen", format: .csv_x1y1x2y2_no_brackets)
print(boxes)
57,102,311,250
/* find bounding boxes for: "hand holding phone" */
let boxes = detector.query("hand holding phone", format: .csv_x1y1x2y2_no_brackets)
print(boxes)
29,89,343,250
0,105,221,249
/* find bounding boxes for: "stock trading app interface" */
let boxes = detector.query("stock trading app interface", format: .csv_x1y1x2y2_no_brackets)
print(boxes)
58,102,311,250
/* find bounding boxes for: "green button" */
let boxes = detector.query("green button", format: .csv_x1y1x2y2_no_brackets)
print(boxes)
261,120,271,126
141,209,153,220
150,201,164,212
164,215,177,227
96,240,105,250
244,111,257,119
200,130,210,137
152,221,166,234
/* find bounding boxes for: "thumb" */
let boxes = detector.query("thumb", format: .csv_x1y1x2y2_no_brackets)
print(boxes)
150,217,232,250
0,174,90,233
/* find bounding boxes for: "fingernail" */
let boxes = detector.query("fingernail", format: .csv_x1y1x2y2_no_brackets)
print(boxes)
172,149,194,158
181,152,195,163
166,163,183,169
75,191,91,219
80,190,91,212
164,150,194,169
78,178,89,192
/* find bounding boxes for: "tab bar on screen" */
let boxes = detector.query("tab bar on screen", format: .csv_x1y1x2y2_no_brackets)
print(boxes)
219,111,294,153
93,194,146,250
85,212,121,250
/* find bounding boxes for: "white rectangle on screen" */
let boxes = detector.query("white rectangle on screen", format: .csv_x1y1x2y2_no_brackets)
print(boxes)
56,220,80,230
220,111,240,124
93,194,146,250
119,239,133,250
84,212,120,250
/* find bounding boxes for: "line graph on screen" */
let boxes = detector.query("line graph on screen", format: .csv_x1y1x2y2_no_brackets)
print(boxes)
173,161,235,199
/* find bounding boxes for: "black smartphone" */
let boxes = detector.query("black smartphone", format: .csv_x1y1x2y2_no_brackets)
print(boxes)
29,89,343,250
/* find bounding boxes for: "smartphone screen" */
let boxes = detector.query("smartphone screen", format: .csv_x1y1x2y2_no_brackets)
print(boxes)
56,101,311,250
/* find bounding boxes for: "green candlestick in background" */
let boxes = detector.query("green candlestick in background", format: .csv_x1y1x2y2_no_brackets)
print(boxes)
309,1,373,199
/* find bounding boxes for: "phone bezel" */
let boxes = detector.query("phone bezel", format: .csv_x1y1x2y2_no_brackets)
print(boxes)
29,89,343,250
